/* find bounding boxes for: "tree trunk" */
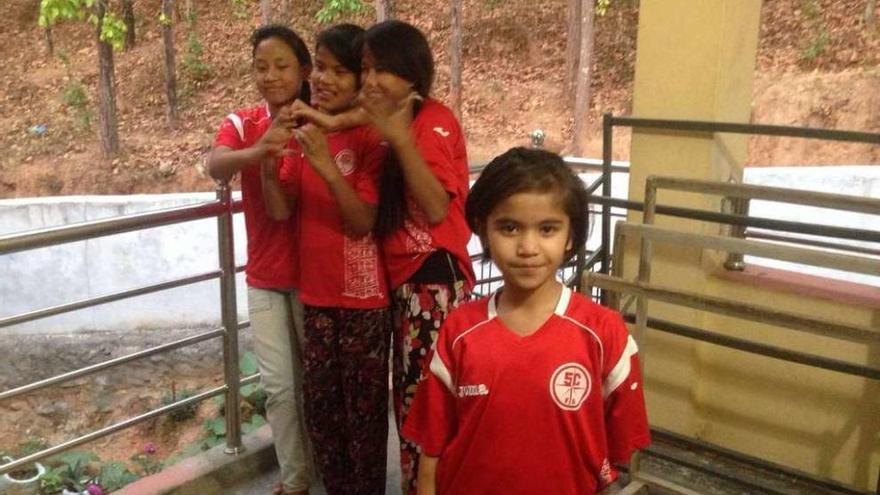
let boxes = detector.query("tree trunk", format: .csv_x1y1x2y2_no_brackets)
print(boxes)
163,0,178,127
122,0,136,50
565,0,582,104
571,0,595,157
867,0,877,32
261,0,272,24
96,0,120,157
376,0,393,22
44,25,54,57
449,0,463,121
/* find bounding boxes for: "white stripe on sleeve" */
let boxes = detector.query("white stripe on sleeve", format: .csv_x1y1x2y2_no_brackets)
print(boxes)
429,351,455,395
603,335,638,399
226,113,244,142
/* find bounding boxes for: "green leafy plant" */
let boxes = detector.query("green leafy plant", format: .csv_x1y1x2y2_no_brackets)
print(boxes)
39,469,65,493
596,0,612,16
181,31,211,82
316,0,368,23
56,49,94,131
61,460,90,492
130,443,162,476
96,461,140,492
39,0,128,51
230,0,250,19
802,28,829,62
163,384,199,422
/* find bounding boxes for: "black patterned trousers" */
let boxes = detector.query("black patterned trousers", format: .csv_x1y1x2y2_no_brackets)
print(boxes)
302,305,391,495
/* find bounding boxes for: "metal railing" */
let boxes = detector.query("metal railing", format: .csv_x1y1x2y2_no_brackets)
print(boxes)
0,183,247,476
585,177,880,495
596,114,880,301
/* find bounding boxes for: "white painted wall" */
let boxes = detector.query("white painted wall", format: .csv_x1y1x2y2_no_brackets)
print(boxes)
1,165,877,335
0,193,248,335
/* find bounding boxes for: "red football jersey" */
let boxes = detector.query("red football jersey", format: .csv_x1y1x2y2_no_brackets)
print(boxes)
279,126,389,309
402,286,650,495
380,98,475,290
213,105,300,289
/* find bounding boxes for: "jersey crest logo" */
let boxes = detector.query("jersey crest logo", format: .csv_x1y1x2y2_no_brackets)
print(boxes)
433,126,450,137
549,363,591,411
457,384,489,397
334,149,356,176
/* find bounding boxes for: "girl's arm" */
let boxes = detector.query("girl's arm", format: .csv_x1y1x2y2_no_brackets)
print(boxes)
290,100,369,132
207,109,298,182
294,124,377,236
261,158,295,220
362,93,450,225
207,145,267,183
417,455,439,495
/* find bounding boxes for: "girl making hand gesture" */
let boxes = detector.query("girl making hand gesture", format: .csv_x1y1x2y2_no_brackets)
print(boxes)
262,24,391,495
359,20,475,495
206,25,314,495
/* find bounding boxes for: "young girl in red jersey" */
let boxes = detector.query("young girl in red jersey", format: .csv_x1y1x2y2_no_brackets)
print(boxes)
262,24,391,494
206,25,314,495
403,148,650,495
358,20,476,494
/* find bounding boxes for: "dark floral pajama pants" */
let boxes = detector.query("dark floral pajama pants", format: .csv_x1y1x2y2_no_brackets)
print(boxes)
302,305,391,495
392,280,468,495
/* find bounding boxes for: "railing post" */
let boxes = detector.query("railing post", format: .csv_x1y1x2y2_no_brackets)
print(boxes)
600,113,614,304
216,181,243,454
723,196,750,271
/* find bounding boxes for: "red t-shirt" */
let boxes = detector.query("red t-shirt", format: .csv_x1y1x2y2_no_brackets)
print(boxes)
280,126,390,309
402,286,650,495
381,98,475,290
213,105,299,289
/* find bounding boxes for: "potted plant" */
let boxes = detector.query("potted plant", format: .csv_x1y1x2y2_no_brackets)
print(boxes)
59,460,101,495
1,441,48,495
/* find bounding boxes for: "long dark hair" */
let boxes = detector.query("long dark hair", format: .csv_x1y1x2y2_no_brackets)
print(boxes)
316,23,365,84
365,20,435,236
466,147,589,263
251,24,312,104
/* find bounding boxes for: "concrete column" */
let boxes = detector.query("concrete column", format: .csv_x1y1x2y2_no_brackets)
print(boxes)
622,0,763,459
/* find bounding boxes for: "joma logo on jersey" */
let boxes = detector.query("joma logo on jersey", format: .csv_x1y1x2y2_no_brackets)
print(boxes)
549,363,591,411
457,384,489,397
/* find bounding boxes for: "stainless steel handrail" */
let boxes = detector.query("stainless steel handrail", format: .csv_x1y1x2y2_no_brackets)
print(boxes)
0,183,244,477
0,328,225,401
0,270,222,329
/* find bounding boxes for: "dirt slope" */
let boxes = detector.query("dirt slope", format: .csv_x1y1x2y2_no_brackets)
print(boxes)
0,0,877,198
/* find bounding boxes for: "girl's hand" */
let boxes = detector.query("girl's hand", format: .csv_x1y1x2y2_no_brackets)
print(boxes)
359,91,421,145
256,107,297,158
289,99,336,130
293,124,337,182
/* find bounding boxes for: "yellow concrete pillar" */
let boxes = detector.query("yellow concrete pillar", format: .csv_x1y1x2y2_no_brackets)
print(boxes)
625,0,763,437
625,2,880,491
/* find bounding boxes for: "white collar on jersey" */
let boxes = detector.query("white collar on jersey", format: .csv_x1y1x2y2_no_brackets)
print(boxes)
488,285,572,319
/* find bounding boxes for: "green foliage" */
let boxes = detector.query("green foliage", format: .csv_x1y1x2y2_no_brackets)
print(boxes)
39,0,127,51
316,0,368,23
57,49,94,132
596,0,612,16
162,387,199,422
97,461,140,492
802,28,829,62
239,350,259,375
39,469,65,493
60,459,89,491
799,0,829,64
182,32,211,82
230,0,250,19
